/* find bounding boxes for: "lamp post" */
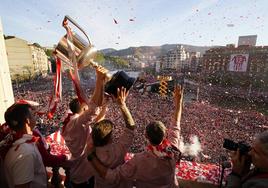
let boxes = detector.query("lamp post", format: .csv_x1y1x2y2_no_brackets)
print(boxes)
248,73,253,97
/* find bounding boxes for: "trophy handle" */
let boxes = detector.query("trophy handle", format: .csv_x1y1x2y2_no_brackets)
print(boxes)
64,15,91,45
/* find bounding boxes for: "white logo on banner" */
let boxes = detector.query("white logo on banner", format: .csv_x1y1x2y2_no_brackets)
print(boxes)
228,54,249,72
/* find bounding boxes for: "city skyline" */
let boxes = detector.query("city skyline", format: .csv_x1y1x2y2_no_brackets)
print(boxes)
0,0,267,50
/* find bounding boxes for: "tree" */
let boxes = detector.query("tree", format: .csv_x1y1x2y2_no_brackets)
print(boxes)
45,49,54,57
94,52,105,65
104,56,129,68
23,65,33,80
33,43,42,48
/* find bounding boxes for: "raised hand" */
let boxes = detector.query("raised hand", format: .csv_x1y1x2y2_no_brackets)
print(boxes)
114,87,135,129
91,66,108,107
96,66,108,81
116,87,129,106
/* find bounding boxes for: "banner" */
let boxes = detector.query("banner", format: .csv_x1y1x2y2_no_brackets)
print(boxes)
228,54,249,72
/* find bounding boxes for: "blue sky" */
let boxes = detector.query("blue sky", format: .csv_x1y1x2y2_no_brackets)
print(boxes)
0,0,267,50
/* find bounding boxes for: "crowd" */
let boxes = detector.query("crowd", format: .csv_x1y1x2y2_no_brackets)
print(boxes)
1,71,268,188
11,74,268,164
200,84,268,104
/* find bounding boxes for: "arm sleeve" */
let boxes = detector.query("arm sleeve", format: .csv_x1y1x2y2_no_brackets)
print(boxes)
117,128,134,154
12,154,34,185
167,119,181,149
105,156,138,184
76,102,99,126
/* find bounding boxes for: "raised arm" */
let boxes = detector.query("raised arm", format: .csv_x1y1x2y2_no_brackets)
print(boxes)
115,87,135,130
168,85,183,148
76,67,107,125
88,151,108,178
90,66,107,107
93,103,108,123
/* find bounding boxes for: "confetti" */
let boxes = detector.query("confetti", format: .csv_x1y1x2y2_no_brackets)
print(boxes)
113,18,118,24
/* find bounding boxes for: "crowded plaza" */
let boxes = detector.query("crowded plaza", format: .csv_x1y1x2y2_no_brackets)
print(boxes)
1,0,268,188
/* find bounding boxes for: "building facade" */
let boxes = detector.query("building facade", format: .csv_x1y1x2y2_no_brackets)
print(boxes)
156,45,202,73
30,44,49,76
5,36,48,80
202,45,268,75
0,19,14,123
188,51,201,72
160,45,189,70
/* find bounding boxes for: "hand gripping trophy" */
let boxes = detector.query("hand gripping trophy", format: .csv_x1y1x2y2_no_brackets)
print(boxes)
54,15,136,96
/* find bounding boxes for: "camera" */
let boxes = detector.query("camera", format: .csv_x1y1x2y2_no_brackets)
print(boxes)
223,139,251,155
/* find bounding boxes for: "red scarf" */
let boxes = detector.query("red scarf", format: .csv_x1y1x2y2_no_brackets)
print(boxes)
0,123,40,156
147,139,181,162
14,134,40,151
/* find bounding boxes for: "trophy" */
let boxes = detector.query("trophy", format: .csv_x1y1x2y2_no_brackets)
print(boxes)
54,15,136,96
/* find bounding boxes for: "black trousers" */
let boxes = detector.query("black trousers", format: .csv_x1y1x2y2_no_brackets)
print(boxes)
71,176,94,188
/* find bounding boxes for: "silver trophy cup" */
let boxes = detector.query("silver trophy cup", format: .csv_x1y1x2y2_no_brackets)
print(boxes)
54,15,136,96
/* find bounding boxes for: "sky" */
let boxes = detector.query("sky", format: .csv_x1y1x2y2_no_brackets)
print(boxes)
0,0,267,50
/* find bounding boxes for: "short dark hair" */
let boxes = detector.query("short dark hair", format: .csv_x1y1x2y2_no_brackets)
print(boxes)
92,119,114,147
146,121,166,145
4,103,32,131
69,98,81,114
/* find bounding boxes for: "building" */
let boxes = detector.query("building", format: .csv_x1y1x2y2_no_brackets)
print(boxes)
238,35,257,46
124,54,156,70
5,36,49,80
202,44,268,89
159,45,189,70
0,18,14,123
30,44,49,76
188,51,201,72
156,45,202,73
202,45,268,75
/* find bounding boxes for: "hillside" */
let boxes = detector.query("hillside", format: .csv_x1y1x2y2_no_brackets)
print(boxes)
100,44,221,57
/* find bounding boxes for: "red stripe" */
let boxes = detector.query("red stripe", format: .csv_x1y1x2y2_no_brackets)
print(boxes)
69,70,86,104
60,136,65,145
53,132,57,142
